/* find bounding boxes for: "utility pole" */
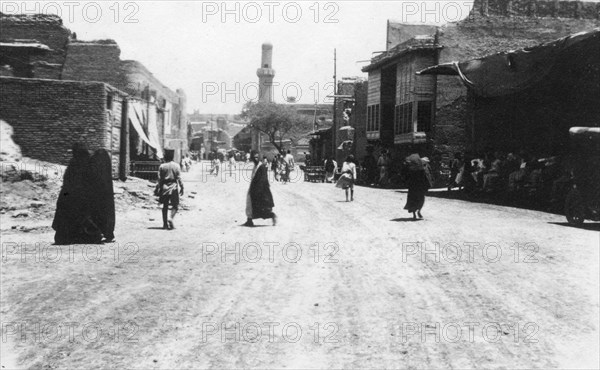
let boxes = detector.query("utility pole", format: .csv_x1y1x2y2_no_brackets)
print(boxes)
332,48,337,160
313,101,318,132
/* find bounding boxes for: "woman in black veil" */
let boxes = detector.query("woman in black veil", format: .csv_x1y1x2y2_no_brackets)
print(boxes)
90,149,116,242
52,143,103,245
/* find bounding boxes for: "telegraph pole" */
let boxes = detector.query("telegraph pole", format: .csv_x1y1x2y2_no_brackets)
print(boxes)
332,48,337,159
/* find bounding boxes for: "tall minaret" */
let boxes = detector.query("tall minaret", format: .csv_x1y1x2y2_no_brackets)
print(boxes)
256,42,275,103
253,42,276,150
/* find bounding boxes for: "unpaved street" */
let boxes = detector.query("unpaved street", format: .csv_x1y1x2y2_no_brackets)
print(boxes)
2,162,599,369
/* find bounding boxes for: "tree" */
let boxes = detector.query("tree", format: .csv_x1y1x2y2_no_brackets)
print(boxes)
241,101,312,154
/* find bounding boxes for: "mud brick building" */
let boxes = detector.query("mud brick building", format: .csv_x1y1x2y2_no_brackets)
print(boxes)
0,13,70,79
0,77,128,178
0,13,189,177
361,0,600,164
421,28,600,156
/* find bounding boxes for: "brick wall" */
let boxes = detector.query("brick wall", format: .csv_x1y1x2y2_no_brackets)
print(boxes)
0,14,70,79
473,0,600,19
467,32,600,155
433,14,600,153
62,41,123,88
0,77,113,166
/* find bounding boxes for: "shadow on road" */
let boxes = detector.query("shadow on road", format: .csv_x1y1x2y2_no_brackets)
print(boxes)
548,222,600,231
391,218,424,222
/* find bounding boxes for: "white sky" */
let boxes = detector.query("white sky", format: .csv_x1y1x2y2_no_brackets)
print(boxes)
1,1,507,113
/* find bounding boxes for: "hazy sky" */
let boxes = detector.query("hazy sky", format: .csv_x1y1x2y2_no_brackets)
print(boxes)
4,1,481,113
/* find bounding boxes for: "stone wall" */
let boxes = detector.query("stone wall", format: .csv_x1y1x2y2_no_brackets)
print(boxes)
0,77,114,166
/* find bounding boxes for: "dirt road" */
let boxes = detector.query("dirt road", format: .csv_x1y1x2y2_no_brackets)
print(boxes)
2,162,599,369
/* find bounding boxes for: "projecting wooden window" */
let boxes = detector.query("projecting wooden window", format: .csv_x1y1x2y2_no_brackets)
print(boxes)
374,104,380,132
394,105,400,134
367,104,380,132
417,101,433,132
395,103,412,134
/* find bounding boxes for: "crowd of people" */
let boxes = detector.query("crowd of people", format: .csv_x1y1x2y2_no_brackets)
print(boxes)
53,142,572,241
446,150,572,205
270,150,296,183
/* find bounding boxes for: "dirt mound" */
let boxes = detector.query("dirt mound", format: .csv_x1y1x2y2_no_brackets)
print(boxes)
1,120,22,163
0,122,161,231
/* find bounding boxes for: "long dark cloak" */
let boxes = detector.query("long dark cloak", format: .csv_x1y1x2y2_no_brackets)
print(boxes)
249,164,274,219
404,169,430,213
90,149,115,241
52,146,102,244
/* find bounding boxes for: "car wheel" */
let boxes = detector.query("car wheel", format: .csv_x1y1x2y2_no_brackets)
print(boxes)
565,189,585,225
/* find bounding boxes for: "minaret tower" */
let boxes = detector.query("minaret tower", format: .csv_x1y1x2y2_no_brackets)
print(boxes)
252,42,276,150
256,42,275,103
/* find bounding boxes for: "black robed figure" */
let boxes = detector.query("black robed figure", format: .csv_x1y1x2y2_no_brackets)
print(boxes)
243,151,277,227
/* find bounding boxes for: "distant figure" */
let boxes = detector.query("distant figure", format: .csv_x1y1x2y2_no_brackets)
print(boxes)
272,154,280,181
156,149,184,230
183,154,192,172
245,152,251,163
362,153,378,186
448,152,463,191
402,153,431,219
283,150,295,184
209,157,220,176
243,151,277,227
336,155,357,202
228,154,236,176
304,152,312,166
52,142,102,245
90,149,115,242
378,150,390,187
324,156,337,183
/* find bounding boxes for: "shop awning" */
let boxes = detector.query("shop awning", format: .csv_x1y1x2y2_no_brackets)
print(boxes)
417,29,600,97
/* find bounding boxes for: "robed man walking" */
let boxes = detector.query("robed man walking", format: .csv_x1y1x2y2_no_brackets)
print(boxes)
243,151,277,227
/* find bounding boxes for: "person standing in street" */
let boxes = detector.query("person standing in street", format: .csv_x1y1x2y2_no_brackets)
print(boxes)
402,153,431,219
243,151,277,227
90,148,116,242
335,155,357,202
378,150,390,187
324,156,337,183
156,149,184,230
53,142,103,245
304,152,312,166
272,154,280,181
228,153,237,177
283,150,295,184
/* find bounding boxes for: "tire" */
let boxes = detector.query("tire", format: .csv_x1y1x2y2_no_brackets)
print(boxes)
565,189,586,225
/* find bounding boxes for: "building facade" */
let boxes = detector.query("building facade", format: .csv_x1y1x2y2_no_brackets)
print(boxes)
360,0,600,165
0,13,189,176
0,77,128,178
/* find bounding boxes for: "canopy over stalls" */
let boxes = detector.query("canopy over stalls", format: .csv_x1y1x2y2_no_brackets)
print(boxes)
418,29,600,98
129,99,163,159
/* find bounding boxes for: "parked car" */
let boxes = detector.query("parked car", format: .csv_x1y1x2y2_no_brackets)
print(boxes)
564,127,600,225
